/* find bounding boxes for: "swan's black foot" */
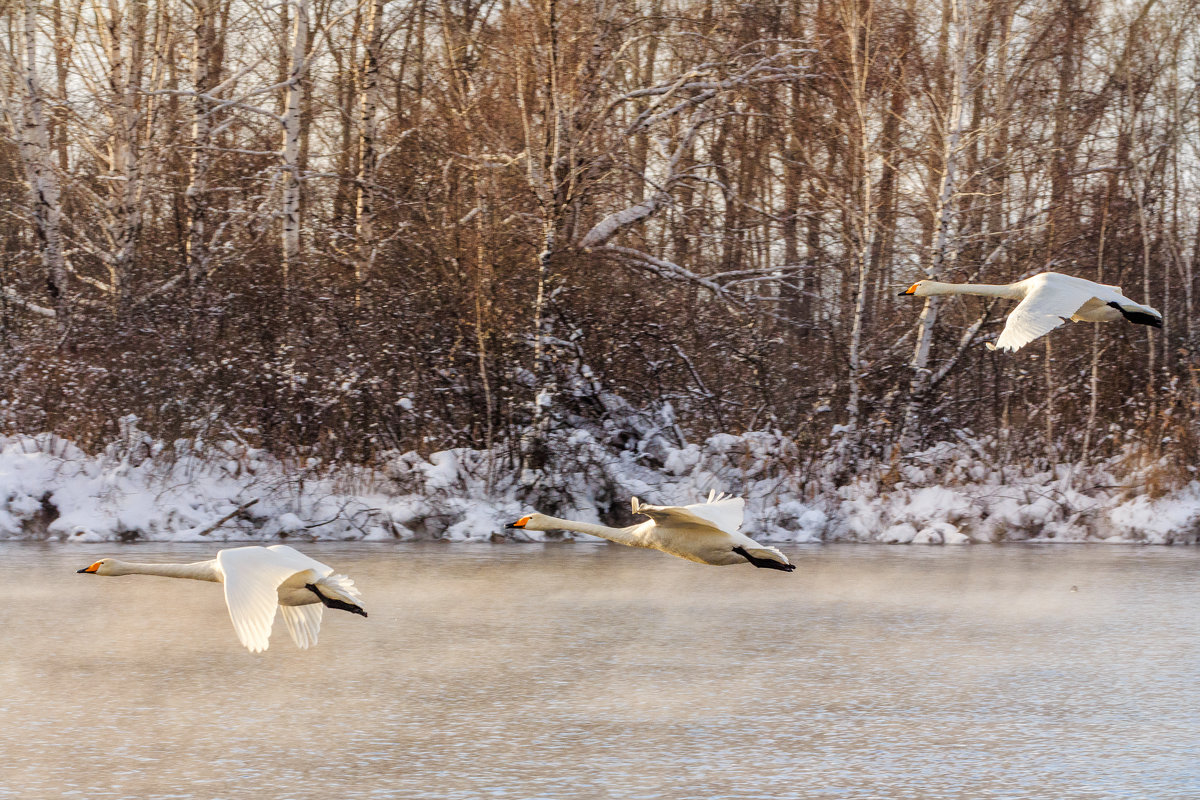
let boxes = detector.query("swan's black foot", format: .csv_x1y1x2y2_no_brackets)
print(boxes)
732,546,796,572
306,583,369,617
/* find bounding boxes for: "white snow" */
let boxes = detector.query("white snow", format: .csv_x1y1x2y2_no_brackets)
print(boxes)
0,420,1196,545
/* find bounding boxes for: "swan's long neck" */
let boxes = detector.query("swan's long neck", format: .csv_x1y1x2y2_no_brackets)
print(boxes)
107,560,221,581
921,281,1023,300
536,517,642,547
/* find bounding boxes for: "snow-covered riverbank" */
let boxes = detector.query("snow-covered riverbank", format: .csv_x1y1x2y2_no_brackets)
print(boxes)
1,423,1196,545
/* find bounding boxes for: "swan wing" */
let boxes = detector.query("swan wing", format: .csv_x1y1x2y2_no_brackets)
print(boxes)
279,603,324,649
992,278,1111,352
265,544,335,577
636,494,745,535
682,494,745,532
216,546,327,653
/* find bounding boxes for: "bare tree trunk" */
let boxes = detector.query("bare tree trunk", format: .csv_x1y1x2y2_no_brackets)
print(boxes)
353,0,384,305
101,0,148,314
1044,336,1055,467
281,0,309,292
780,79,806,340
472,169,495,472
868,0,913,318
50,0,73,171
1082,194,1110,464
841,0,875,447
516,0,564,479
186,0,217,289
984,0,1012,251
899,0,969,452
330,4,358,225
1048,0,1079,258
1132,163,1157,410
845,169,870,439
276,1,289,116
670,133,696,268
19,0,69,332
626,0,662,228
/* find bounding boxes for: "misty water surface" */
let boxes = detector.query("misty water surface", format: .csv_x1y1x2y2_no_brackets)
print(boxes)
1,542,1198,800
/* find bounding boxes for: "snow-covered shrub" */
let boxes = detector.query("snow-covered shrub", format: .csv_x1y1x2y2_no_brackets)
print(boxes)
1,416,1198,544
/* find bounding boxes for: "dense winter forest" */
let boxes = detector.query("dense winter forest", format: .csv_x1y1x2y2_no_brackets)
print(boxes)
1,0,1198,542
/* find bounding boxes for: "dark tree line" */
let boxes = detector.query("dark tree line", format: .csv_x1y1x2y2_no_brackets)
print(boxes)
1,0,1197,492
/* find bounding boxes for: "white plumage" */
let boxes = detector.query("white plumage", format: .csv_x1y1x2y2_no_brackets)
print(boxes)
78,545,366,652
899,272,1162,352
507,490,795,571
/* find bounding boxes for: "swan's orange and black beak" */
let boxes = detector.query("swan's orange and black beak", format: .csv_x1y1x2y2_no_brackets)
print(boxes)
505,516,531,530
899,283,919,296
77,562,101,574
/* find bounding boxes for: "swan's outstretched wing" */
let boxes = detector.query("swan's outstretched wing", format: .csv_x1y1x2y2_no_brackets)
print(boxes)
216,546,328,653
634,492,745,535
280,603,324,649
991,278,1120,352
265,544,335,576
681,492,745,532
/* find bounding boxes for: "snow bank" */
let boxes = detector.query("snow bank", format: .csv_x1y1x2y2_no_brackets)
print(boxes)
0,416,1195,544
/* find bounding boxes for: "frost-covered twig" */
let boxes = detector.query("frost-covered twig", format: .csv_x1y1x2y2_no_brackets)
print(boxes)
928,301,997,390
578,109,709,249
196,498,260,536
2,286,55,317
596,245,731,299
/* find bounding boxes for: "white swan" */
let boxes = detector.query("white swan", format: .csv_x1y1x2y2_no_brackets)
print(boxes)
506,491,795,571
899,272,1162,352
77,545,366,652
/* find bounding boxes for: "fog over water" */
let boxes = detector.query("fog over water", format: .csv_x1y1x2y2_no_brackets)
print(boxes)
1,542,1198,799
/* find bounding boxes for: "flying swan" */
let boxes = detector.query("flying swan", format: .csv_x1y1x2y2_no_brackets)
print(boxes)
899,271,1162,352
77,545,366,652
506,491,795,571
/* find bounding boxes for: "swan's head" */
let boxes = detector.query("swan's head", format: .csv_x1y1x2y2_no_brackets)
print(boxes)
505,513,554,532
899,280,933,296
77,558,116,575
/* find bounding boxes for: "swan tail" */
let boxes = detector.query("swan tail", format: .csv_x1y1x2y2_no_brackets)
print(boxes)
313,573,367,616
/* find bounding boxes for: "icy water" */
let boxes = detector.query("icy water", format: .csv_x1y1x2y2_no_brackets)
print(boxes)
1,543,1198,800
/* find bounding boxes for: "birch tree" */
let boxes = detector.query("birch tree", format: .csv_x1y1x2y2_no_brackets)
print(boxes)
898,0,971,452
185,0,218,290
13,0,70,329
96,0,149,313
353,0,384,304
831,0,878,448
281,0,310,290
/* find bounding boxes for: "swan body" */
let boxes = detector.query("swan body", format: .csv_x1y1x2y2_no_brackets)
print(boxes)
77,545,366,652
899,272,1162,352
507,491,795,571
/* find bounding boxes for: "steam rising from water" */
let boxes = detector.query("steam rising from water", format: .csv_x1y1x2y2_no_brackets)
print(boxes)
1,542,1197,798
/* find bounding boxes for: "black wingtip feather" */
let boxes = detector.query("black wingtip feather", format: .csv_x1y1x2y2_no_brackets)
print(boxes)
1107,302,1163,328
1125,311,1163,327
